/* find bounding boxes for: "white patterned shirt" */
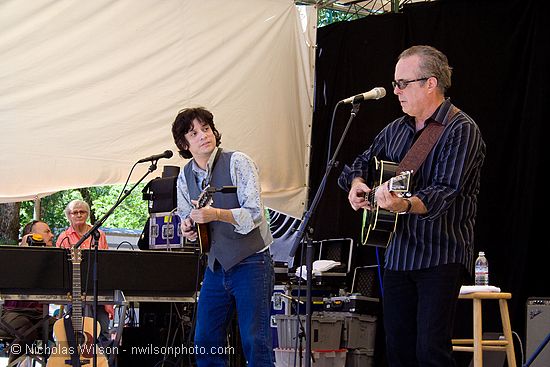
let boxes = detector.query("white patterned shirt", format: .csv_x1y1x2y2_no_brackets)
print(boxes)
176,147,272,244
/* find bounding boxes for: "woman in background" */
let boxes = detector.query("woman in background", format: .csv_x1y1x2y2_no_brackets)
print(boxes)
55,199,113,344
56,199,108,249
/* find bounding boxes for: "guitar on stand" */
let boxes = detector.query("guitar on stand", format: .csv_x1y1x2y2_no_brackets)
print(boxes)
362,157,412,248
47,248,108,367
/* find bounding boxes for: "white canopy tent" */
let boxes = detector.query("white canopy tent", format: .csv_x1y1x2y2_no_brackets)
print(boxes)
0,0,316,219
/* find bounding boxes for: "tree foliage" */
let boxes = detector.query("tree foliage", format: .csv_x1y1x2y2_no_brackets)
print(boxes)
318,8,365,27
18,184,149,239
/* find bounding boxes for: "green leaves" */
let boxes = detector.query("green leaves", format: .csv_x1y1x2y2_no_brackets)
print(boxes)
19,184,149,237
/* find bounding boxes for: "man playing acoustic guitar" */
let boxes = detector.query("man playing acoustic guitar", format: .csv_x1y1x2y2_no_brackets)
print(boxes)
172,107,274,367
338,45,486,367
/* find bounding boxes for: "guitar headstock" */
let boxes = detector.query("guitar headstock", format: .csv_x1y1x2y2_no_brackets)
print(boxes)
196,185,214,209
389,170,412,193
69,247,82,264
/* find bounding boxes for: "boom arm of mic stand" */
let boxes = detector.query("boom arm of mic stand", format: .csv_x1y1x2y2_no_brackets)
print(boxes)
72,161,159,367
288,102,361,367
289,101,360,258
73,162,159,249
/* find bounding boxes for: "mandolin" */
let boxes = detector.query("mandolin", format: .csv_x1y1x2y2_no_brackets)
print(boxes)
195,185,214,254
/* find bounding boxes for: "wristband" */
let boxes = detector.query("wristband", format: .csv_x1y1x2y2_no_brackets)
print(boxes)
399,198,412,214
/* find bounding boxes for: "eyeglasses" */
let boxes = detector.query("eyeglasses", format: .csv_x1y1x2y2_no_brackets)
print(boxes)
392,77,430,90
70,210,88,216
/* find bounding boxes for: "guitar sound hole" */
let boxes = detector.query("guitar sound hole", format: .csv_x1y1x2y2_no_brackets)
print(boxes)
75,331,86,346
75,331,95,358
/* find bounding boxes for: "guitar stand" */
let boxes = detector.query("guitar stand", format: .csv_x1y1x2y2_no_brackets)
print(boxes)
0,309,52,367
63,313,85,367
91,230,100,367
108,290,128,367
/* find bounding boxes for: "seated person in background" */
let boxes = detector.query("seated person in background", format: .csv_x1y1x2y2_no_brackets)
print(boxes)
55,199,113,344
56,199,108,249
0,220,56,364
20,219,55,247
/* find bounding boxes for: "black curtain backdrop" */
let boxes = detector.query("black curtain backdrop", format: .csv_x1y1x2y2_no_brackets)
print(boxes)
308,0,548,364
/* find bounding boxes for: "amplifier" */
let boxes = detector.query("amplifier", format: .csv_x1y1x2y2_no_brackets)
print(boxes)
323,294,380,315
526,297,550,367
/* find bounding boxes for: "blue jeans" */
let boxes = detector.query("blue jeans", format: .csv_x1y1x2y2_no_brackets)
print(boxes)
383,263,464,367
194,250,274,367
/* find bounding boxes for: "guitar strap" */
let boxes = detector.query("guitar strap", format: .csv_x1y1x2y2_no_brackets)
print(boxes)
360,105,460,247
202,148,223,190
211,147,222,176
63,313,81,367
396,105,460,175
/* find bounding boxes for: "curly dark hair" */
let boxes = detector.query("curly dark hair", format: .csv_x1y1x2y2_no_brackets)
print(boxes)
171,107,222,159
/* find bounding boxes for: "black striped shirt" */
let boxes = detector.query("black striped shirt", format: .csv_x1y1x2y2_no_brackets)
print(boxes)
338,99,486,271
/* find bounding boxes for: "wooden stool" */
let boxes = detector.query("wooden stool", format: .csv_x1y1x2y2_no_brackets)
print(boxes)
452,292,516,367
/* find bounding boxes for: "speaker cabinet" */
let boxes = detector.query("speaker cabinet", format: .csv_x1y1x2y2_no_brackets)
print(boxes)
526,297,550,367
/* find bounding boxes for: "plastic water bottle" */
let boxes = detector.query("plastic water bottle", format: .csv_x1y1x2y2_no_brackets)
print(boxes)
474,251,489,286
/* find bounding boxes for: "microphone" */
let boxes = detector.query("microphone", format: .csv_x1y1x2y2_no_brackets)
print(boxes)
341,87,386,104
137,150,173,163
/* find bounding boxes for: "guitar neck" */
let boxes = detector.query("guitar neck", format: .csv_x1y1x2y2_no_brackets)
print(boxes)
367,172,411,203
367,183,385,203
72,260,83,333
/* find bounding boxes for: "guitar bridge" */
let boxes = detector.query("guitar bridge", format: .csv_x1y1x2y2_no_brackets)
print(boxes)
64,359,90,365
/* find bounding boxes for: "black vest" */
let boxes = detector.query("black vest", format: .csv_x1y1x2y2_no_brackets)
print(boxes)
184,150,266,270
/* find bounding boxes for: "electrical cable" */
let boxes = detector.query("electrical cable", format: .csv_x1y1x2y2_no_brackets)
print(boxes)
116,240,135,250
115,162,139,203
375,247,384,298
512,330,524,365
163,208,179,252
184,251,203,366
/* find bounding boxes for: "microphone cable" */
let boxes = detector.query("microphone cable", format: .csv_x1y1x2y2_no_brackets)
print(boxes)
163,208,179,252
115,241,135,250
115,162,139,204
326,100,345,166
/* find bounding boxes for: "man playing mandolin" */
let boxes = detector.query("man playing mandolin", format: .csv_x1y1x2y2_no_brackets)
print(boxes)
172,107,274,367
338,45,486,367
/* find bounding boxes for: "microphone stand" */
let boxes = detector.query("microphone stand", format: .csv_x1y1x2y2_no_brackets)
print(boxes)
288,101,361,367
73,161,159,367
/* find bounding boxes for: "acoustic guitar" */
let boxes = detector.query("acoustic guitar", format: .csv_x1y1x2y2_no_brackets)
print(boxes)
47,248,108,367
362,157,411,248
